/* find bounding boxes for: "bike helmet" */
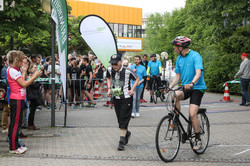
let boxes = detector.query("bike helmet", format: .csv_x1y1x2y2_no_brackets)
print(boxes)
171,36,191,48
150,54,156,58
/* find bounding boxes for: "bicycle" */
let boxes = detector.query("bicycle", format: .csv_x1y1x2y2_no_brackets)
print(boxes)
155,86,210,162
150,76,169,104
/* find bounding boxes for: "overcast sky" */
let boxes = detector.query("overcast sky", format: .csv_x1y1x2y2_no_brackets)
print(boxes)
79,0,186,17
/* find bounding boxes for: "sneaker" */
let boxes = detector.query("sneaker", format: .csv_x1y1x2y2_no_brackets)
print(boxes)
9,147,27,154
150,97,153,103
2,129,8,133
131,113,135,118
79,104,83,108
47,105,50,109
239,103,246,106
135,113,140,117
245,102,250,106
142,99,147,103
18,142,25,147
140,99,143,103
124,131,131,145
118,136,125,151
86,104,95,107
18,132,28,139
193,139,202,151
71,105,77,109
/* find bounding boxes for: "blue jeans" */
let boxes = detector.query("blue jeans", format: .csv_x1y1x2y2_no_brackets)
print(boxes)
132,88,143,114
240,78,250,104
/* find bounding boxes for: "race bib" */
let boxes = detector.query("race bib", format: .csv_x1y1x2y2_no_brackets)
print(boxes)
72,73,77,80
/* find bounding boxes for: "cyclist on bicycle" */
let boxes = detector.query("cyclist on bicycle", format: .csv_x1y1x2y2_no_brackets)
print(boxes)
167,36,207,151
147,54,163,103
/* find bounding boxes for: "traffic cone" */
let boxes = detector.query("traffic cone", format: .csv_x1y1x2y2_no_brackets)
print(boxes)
93,80,100,99
103,78,108,92
223,83,231,101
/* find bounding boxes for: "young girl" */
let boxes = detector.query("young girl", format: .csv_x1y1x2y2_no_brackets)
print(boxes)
26,63,42,130
7,51,42,154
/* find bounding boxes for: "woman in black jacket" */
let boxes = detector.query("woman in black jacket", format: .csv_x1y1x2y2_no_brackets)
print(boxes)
26,63,42,130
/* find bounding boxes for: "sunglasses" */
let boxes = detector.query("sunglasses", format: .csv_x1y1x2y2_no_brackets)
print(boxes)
111,63,118,66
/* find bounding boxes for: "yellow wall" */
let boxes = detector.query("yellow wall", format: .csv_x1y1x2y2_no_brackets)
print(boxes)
67,0,142,26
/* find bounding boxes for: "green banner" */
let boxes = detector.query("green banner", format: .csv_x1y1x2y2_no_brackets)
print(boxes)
51,0,67,98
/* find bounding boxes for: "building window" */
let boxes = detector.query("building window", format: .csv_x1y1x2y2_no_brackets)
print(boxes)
114,24,118,36
109,23,114,31
128,25,133,37
123,24,128,37
119,24,123,37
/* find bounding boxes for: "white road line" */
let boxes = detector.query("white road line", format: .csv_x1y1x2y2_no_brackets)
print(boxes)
218,145,250,147
235,149,250,156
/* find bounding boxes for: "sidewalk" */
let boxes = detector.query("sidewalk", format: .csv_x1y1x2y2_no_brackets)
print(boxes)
1,91,250,166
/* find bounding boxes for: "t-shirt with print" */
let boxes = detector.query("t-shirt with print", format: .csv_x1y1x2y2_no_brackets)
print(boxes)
80,63,93,82
7,67,26,100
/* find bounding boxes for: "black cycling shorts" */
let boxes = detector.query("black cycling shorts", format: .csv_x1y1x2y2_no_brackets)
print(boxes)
148,76,161,90
183,89,204,106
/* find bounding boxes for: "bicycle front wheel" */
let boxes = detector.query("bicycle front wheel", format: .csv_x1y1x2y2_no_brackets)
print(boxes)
155,115,181,162
190,113,210,154
152,81,157,104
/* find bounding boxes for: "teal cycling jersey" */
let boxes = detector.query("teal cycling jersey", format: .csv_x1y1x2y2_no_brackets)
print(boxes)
175,49,207,90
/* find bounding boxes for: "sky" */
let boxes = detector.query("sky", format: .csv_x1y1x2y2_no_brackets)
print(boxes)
79,0,186,17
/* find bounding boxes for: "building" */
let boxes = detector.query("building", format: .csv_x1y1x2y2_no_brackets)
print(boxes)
67,0,143,54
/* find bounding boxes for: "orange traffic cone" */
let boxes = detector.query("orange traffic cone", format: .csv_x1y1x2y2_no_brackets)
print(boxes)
103,78,108,92
93,80,100,99
223,83,231,101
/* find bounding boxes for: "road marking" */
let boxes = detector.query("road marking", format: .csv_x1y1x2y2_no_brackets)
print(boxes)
235,149,250,156
218,145,250,147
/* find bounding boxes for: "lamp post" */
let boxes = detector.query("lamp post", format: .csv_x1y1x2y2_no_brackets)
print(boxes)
41,0,56,127
161,52,168,80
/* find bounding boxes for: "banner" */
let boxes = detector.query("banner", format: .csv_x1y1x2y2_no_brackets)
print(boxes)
51,0,67,98
79,15,118,69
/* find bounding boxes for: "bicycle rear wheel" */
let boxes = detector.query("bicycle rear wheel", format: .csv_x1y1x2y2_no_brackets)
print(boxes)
190,113,210,154
155,115,181,162
152,81,157,104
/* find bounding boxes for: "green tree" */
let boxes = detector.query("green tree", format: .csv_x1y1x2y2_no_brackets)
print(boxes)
0,0,51,56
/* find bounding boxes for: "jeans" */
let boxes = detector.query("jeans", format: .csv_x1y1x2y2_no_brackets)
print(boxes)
132,88,143,114
240,78,250,104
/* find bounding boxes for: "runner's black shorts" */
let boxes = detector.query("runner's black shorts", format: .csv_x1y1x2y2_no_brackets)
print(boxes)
113,97,133,129
183,89,204,106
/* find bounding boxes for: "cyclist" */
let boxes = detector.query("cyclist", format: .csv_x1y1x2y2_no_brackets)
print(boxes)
167,36,207,151
147,54,163,103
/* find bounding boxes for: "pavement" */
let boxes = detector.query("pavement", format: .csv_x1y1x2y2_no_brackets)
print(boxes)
1,90,250,166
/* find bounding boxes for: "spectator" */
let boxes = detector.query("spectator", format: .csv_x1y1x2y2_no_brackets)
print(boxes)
80,57,95,107
94,58,105,96
1,57,9,133
47,59,61,109
234,53,250,106
26,63,42,130
7,50,42,154
140,54,149,103
130,55,147,118
69,57,81,108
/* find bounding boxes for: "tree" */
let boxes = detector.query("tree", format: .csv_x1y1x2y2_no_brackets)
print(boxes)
0,0,51,56
68,15,89,55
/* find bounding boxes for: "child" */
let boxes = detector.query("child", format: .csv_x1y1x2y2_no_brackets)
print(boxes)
7,51,42,154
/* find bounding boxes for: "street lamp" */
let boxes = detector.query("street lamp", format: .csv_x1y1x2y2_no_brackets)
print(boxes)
161,52,168,80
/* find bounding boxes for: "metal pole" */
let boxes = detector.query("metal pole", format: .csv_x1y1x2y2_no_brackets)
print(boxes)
163,57,166,80
51,18,56,127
